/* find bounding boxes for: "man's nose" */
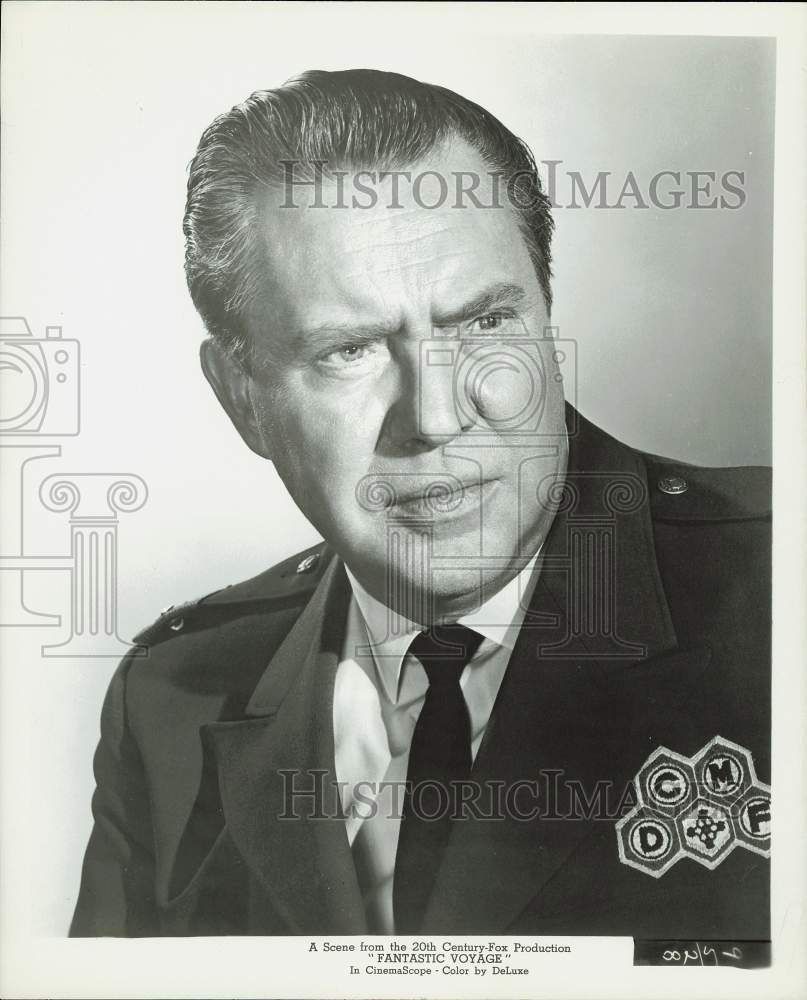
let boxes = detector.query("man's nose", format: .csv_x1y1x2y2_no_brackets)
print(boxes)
384,341,474,451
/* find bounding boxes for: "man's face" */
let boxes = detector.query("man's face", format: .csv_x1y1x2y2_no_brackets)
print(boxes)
204,142,567,622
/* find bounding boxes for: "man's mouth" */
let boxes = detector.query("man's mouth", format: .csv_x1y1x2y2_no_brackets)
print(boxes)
389,478,498,517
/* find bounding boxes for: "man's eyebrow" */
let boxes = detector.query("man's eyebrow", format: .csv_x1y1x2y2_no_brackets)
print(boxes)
290,282,530,346
292,319,397,347
432,282,528,327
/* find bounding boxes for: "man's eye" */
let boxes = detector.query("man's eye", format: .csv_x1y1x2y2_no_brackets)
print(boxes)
337,345,367,362
324,344,371,365
472,312,510,333
317,341,390,374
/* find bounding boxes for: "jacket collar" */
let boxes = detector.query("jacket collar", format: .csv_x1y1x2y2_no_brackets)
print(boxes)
534,404,678,662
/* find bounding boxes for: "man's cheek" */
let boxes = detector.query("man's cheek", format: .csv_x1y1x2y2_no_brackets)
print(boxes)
281,423,370,502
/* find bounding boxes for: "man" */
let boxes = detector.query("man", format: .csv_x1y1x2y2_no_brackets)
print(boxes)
71,69,770,938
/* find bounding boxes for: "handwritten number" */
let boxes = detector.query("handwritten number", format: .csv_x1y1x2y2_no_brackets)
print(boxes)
659,942,744,966
703,944,718,966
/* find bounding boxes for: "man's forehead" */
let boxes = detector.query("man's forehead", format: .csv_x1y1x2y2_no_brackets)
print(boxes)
261,161,522,238
252,144,534,324
251,227,536,345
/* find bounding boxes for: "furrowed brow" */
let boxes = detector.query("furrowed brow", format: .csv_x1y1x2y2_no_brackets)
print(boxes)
293,320,397,349
432,282,528,328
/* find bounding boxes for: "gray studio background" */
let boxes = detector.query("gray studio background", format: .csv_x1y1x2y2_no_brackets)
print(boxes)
1,8,773,936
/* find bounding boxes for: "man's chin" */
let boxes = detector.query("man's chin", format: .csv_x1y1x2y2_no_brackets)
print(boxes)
362,564,523,626
332,515,539,622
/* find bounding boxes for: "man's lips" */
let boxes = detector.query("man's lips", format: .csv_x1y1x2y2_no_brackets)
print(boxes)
355,472,503,518
388,478,498,514
393,479,483,502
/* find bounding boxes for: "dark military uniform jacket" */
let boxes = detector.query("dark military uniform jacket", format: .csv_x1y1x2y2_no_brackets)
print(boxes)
70,407,771,939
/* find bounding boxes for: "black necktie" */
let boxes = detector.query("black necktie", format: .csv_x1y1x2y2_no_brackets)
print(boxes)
393,624,484,933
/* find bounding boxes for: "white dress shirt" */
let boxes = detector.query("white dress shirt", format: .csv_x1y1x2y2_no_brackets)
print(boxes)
333,554,541,932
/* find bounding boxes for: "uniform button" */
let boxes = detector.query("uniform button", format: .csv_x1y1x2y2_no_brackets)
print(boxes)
169,617,184,631
658,476,688,495
296,553,320,574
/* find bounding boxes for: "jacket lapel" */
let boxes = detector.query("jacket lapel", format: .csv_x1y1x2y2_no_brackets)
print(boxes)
200,557,367,933
423,410,712,933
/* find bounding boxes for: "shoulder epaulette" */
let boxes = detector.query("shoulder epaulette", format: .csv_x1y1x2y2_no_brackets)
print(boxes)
643,457,771,523
132,542,330,648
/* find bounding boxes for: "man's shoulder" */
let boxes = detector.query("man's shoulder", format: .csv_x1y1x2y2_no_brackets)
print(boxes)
572,408,771,525
130,540,331,652
637,450,771,525
94,541,335,749
632,448,770,627
626,448,771,675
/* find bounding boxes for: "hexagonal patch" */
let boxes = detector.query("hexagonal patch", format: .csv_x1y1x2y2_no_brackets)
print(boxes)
692,736,755,806
616,806,682,878
616,738,769,876
677,799,735,869
734,783,771,857
635,746,697,818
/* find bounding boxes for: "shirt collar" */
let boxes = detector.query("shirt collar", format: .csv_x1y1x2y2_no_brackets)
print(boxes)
343,550,542,703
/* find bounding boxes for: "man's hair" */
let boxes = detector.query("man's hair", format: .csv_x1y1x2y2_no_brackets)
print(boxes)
183,68,554,364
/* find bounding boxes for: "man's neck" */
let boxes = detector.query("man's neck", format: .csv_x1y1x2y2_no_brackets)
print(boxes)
344,545,544,636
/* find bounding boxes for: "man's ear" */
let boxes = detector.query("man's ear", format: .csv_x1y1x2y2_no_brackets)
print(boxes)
200,339,273,460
